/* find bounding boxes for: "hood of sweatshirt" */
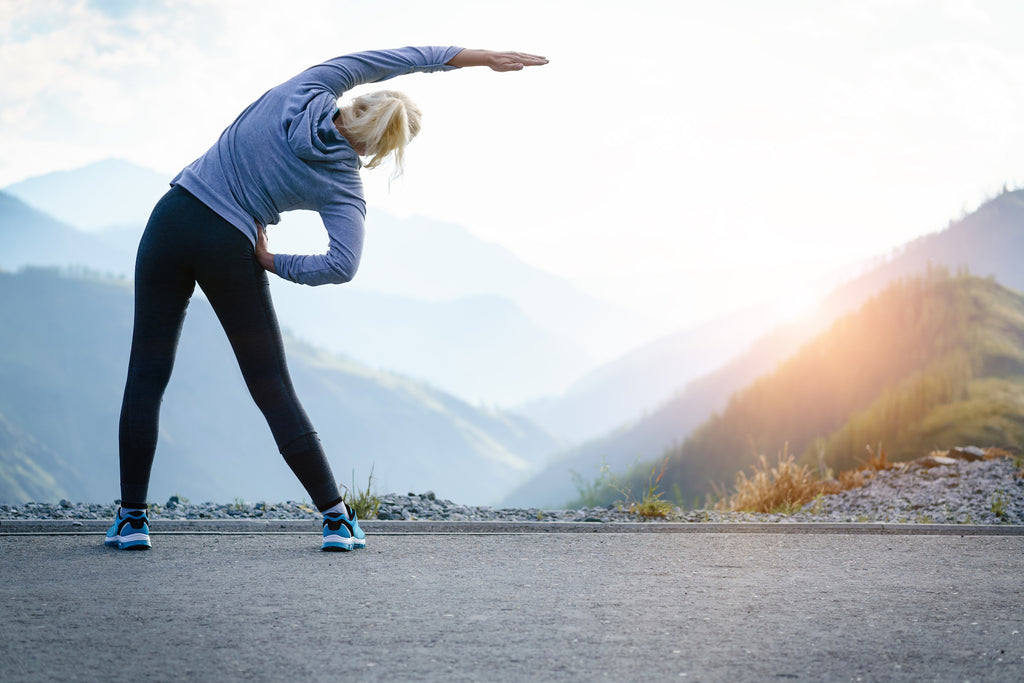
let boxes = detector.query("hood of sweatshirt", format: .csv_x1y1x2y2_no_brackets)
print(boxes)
285,90,360,171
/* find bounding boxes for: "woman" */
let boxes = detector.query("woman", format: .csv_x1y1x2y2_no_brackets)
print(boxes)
105,46,549,551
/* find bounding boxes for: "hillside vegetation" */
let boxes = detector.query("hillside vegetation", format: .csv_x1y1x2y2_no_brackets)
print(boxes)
610,268,1024,506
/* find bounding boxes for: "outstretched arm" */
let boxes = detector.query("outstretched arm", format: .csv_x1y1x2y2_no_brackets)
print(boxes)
446,49,549,72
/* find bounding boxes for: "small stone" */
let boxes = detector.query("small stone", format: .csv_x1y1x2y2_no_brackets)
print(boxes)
949,446,986,462
913,455,957,469
424,491,436,501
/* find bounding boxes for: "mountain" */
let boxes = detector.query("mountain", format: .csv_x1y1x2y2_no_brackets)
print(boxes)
500,311,830,508
0,268,559,505
654,269,1024,504
269,284,588,405
265,209,656,397
347,211,654,364
837,188,1024,305
0,412,80,504
516,303,787,442
3,158,170,231
502,189,1024,508
0,191,131,275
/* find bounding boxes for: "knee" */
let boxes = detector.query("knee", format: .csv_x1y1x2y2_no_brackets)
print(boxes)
280,431,321,457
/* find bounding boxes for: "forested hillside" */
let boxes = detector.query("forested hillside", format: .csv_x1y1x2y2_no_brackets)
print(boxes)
651,269,1024,505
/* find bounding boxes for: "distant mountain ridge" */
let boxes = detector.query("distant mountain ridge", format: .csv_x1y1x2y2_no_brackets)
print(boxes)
3,158,170,231
516,302,786,442
0,191,131,275
0,268,559,505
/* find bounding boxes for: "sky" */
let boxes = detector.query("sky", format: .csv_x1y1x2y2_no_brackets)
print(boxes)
3,0,1024,339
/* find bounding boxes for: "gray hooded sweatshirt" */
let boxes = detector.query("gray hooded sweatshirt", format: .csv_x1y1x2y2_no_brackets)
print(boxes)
171,46,463,286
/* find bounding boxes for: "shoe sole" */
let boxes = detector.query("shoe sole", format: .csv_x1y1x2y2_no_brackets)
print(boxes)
321,535,367,552
105,533,151,550
322,534,355,551
322,543,353,552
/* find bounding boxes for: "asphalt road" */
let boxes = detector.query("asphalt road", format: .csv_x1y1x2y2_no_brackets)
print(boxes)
2,525,1022,682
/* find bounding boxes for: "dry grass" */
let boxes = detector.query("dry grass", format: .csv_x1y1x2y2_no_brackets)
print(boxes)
720,453,823,514
722,444,1020,513
984,447,1016,460
720,444,897,514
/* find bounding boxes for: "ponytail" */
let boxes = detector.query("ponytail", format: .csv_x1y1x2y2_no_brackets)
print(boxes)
337,90,422,175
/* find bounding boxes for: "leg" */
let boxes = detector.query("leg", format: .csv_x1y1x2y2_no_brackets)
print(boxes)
193,215,342,510
118,189,198,507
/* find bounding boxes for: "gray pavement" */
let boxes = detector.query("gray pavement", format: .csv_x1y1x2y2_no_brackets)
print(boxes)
2,524,1023,682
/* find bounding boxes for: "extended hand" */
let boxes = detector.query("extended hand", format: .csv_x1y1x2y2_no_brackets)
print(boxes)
487,50,549,72
447,49,549,72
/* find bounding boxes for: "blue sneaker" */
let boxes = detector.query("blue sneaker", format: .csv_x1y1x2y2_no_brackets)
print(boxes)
104,508,151,550
322,505,366,552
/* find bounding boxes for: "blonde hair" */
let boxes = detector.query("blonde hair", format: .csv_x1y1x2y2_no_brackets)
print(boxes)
337,90,422,174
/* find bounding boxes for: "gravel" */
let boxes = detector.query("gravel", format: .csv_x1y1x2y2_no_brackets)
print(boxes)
2,451,1021,525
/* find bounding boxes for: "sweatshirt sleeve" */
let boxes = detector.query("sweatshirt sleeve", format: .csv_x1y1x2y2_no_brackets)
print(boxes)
296,46,464,97
273,202,365,286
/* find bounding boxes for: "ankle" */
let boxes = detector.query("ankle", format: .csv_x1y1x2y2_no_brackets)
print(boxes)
322,501,349,517
119,505,147,519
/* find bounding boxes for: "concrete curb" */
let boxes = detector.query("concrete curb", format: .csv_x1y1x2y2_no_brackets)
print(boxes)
2,519,1023,535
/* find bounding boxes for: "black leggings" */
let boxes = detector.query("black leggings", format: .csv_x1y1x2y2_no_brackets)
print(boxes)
118,185,342,511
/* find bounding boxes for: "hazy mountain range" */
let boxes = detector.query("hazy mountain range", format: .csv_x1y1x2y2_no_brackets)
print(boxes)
0,267,558,505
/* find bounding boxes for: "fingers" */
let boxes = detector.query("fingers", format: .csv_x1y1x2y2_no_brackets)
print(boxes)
492,51,549,71
255,224,269,253
513,52,549,65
